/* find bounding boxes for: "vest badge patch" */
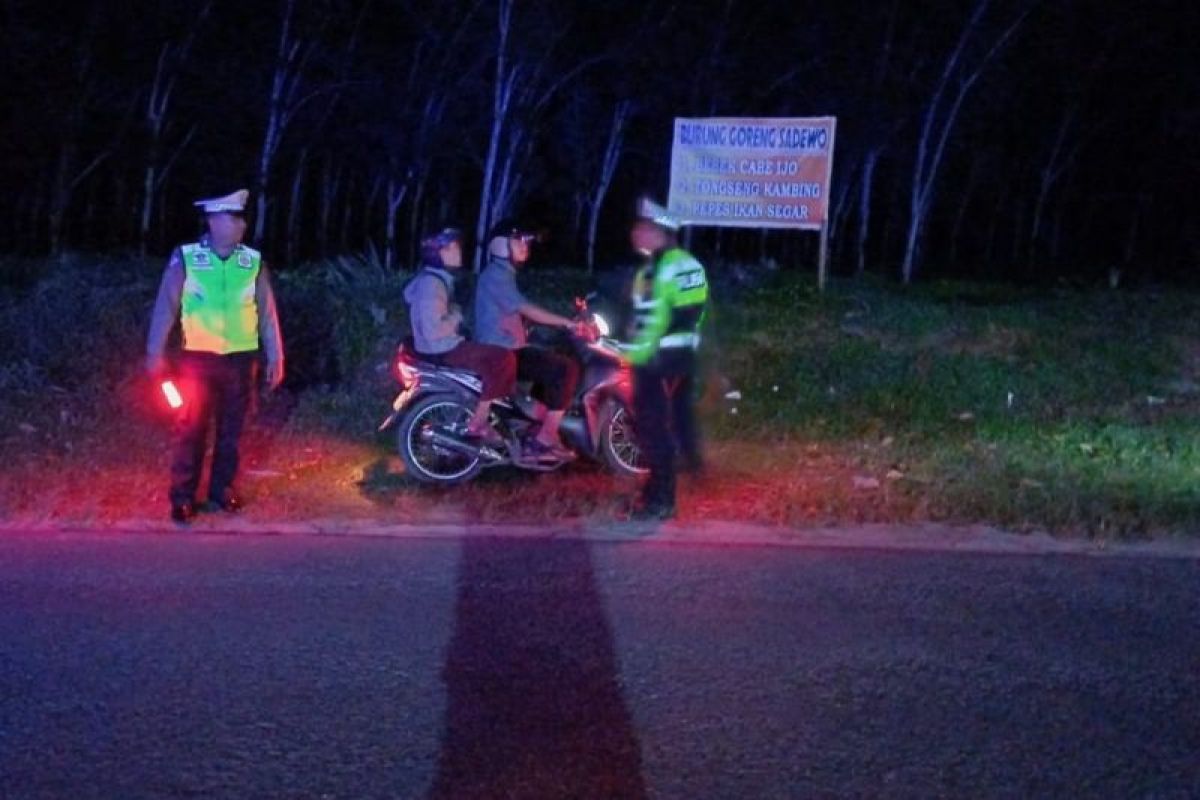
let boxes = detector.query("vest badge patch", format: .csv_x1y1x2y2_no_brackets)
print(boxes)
190,250,212,269
237,251,254,269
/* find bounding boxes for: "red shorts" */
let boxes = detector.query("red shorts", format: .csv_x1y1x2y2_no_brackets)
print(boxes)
432,341,517,401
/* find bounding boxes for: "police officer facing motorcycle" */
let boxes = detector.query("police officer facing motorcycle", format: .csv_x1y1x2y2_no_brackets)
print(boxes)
626,198,709,520
474,219,586,463
145,189,285,524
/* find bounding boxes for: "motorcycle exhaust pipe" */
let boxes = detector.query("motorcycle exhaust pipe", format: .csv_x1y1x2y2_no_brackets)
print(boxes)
426,429,478,456
425,428,503,461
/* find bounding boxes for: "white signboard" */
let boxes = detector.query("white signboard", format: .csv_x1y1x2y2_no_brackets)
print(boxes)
668,116,837,231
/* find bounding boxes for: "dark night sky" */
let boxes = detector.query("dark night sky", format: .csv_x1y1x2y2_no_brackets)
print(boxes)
0,0,1196,281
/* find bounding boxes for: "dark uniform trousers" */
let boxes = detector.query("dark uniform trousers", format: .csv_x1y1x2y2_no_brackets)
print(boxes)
169,350,256,505
633,347,699,512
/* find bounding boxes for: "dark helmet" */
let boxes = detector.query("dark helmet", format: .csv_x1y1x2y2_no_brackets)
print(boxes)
486,218,542,261
487,218,541,243
420,226,463,267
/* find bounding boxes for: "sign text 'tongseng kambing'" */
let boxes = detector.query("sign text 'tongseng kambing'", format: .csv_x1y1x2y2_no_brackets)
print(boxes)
668,117,837,230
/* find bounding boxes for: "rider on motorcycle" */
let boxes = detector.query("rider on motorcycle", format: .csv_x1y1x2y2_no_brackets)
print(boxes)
403,227,515,446
473,219,588,462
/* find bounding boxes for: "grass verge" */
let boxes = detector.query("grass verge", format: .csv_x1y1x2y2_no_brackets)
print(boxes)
1,258,1197,537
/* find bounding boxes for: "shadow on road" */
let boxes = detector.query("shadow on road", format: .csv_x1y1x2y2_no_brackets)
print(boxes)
431,538,647,799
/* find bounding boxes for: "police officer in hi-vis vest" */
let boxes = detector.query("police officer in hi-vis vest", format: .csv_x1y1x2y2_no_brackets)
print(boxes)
626,197,709,520
145,189,285,523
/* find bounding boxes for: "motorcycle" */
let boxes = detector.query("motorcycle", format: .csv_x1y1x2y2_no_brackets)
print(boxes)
378,298,645,485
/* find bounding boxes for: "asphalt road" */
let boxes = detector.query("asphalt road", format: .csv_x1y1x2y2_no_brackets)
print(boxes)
1,530,1198,799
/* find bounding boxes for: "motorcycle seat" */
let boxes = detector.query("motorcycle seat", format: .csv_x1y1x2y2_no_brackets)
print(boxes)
400,337,481,377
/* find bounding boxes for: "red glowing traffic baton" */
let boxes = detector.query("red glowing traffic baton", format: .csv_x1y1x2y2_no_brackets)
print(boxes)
161,380,184,409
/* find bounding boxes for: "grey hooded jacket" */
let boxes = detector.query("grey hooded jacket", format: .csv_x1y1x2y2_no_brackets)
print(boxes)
404,267,463,355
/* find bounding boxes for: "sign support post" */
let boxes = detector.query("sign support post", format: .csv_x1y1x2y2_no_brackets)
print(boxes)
818,222,829,292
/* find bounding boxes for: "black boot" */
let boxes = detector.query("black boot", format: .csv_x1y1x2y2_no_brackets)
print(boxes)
170,501,196,524
205,489,244,513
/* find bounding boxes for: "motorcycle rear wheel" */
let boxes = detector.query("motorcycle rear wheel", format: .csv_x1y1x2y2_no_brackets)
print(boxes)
398,393,483,484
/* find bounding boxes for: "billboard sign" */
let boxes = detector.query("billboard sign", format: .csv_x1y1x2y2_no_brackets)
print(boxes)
668,116,837,230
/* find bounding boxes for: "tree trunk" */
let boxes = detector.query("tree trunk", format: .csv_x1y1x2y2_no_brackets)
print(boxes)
856,148,881,276
255,0,303,245
901,0,1031,283
139,158,159,256
339,174,355,251
571,192,587,256
48,146,75,257
407,172,429,270
138,3,211,256
472,0,587,270
1048,175,1074,262
384,175,409,270
362,173,384,252
827,157,857,271
474,0,515,272
1028,107,1080,270
1123,194,1146,267
318,156,339,255
286,149,309,265
586,100,632,273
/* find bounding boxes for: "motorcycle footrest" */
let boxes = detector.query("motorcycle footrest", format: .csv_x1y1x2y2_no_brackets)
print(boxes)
478,445,505,463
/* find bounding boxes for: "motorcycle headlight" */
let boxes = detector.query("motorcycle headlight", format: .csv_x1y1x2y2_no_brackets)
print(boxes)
592,313,611,337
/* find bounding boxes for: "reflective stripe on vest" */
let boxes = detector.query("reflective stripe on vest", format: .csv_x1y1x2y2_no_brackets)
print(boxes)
661,331,700,349
627,247,709,364
180,243,262,354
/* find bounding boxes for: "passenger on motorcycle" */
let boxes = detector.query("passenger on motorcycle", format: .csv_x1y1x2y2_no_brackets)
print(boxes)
403,227,516,446
473,219,587,462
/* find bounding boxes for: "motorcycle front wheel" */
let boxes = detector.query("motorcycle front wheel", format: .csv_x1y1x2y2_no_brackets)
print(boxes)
599,400,647,477
398,393,483,484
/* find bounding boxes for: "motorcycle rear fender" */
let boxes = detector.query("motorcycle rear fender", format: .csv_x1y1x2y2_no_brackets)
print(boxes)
379,385,424,431
410,370,481,398
379,373,478,431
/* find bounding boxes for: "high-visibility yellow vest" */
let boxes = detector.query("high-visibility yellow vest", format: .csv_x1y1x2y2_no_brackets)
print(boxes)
179,242,262,354
627,247,709,365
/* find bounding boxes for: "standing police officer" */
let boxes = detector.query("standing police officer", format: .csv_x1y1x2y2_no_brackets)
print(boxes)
145,189,285,523
626,198,709,520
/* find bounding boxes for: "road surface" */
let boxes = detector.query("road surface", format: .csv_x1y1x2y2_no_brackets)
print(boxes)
1,529,1197,798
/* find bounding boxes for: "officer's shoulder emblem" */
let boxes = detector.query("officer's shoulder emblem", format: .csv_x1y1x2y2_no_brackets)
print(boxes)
236,245,261,269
